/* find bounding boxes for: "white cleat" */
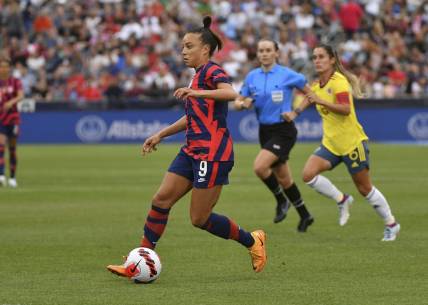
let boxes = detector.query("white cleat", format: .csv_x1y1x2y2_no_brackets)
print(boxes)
8,178,17,188
338,194,353,226
382,223,400,241
0,175,6,187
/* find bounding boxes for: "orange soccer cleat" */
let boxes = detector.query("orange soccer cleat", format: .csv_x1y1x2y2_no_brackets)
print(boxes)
248,230,267,273
106,264,129,277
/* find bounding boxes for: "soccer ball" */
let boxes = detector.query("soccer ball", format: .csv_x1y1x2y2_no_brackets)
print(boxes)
124,247,162,283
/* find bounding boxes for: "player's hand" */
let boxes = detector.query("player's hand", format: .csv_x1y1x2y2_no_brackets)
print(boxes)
142,133,162,156
233,99,245,110
282,111,297,122
173,88,199,100
305,91,322,105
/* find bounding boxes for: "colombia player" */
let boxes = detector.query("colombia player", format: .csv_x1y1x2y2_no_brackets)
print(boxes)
284,45,400,241
107,17,267,277
0,55,23,188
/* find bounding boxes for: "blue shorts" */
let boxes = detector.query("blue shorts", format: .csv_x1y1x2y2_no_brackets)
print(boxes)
168,149,234,189
0,124,19,138
314,141,370,175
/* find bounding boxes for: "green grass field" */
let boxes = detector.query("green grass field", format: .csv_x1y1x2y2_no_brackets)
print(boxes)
0,143,427,305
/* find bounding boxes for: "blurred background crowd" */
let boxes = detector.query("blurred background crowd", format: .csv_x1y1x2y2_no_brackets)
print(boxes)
1,0,427,103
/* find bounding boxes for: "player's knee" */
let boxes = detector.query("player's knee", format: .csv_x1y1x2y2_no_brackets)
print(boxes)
253,162,268,178
278,176,293,189
302,169,315,184
356,184,372,197
152,192,173,209
190,213,208,228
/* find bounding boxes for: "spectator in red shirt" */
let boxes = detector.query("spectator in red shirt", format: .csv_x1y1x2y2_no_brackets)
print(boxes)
33,9,53,33
387,63,407,89
339,0,364,39
80,78,103,102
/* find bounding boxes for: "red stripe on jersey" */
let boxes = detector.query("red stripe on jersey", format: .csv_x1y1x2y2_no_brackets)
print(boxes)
221,136,233,161
207,65,228,79
191,99,213,127
187,97,208,134
209,128,233,161
2,113,19,125
182,148,207,160
189,117,202,134
206,76,213,89
187,139,211,147
208,128,224,160
208,162,219,188
336,92,350,105
182,148,200,159
204,65,219,89
205,65,229,89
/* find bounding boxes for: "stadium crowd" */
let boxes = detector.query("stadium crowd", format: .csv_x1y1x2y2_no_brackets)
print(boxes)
0,0,427,103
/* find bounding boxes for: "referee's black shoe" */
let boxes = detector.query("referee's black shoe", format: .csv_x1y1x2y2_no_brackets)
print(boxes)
297,216,314,232
273,201,290,223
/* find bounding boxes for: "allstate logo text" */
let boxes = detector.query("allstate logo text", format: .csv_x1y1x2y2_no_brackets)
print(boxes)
75,115,170,143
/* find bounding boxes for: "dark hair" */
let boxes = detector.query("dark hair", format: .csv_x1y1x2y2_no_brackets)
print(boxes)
188,16,223,56
315,44,363,98
258,39,279,51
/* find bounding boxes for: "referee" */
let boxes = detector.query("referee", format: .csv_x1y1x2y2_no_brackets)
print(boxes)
234,39,313,232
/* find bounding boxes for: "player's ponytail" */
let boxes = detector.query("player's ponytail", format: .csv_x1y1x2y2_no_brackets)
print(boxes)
188,16,223,56
202,16,212,29
318,44,364,98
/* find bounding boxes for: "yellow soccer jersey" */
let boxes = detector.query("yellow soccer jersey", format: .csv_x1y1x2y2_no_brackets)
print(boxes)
311,72,368,155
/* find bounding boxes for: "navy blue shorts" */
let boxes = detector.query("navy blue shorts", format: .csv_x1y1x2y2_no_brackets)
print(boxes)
0,124,19,138
314,141,370,175
168,149,234,189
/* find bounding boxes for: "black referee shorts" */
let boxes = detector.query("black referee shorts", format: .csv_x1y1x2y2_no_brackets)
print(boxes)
259,121,297,165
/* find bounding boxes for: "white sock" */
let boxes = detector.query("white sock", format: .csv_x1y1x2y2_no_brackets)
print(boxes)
366,186,395,225
306,175,344,203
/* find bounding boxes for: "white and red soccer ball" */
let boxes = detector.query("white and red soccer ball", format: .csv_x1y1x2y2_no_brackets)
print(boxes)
124,247,162,283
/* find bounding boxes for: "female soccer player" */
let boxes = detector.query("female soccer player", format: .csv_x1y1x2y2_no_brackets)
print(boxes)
0,55,23,188
284,44,400,241
234,39,314,232
107,17,267,277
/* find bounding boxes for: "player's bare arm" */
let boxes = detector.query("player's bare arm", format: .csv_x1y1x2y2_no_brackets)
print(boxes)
174,83,237,101
282,84,313,122
142,115,187,156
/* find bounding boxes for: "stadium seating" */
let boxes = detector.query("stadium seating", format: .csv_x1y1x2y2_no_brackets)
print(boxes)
0,0,427,102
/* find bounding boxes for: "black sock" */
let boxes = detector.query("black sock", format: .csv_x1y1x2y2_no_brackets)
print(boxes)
284,183,310,219
262,173,287,204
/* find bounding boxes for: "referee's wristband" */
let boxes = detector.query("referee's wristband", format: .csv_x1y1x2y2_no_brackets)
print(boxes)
294,107,302,116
